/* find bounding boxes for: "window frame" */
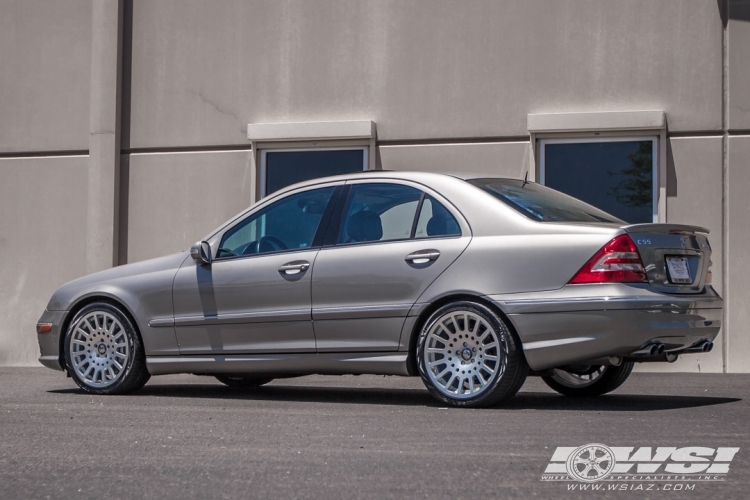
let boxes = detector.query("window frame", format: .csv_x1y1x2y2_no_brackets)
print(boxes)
411,194,463,239
538,136,659,223
211,184,343,263
259,146,369,198
323,180,465,249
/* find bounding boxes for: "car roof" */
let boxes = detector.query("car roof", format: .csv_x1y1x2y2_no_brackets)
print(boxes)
269,170,519,198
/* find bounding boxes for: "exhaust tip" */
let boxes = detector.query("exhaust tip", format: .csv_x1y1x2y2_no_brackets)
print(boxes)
608,356,623,366
704,342,714,353
647,343,665,355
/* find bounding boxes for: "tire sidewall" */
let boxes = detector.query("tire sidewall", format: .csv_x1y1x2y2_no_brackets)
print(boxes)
542,362,634,397
417,301,526,407
64,302,139,395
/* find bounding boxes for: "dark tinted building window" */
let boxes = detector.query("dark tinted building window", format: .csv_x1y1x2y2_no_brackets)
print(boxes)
263,149,365,195
542,139,656,224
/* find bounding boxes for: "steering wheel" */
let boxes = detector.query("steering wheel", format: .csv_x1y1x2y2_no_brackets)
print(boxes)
258,235,288,253
235,241,258,256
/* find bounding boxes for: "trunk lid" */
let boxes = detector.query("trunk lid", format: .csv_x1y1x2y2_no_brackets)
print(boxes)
622,223,712,294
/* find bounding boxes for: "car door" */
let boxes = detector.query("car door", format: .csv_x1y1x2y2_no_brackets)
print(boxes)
311,181,472,352
172,184,341,354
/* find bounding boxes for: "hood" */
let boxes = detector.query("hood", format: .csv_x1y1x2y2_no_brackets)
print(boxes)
46,252,190,311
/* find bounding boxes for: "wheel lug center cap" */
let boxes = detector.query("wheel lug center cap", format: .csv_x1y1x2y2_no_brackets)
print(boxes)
460,348,472,361
97,344,107,356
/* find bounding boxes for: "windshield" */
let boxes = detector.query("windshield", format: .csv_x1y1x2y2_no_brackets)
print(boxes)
467,178,623,223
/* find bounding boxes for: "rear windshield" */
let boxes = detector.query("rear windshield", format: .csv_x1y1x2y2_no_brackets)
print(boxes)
467,178,623,223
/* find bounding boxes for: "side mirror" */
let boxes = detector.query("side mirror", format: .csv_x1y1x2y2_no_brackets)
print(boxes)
190,241,212,265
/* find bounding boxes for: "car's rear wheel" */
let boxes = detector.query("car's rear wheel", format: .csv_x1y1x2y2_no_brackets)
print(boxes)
417,301,528,408
63,302,150,395
541,362,634,397
215,375,274,389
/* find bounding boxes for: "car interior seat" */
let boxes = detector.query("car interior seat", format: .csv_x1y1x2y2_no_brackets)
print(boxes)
346,210,383,243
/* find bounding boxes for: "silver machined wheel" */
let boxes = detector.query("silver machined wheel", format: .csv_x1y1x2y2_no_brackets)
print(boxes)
68,311,130,388
424,310,508,399
549,366,606,388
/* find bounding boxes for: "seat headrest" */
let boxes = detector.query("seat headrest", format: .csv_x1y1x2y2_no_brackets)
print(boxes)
427,213,448,237
347,210,383,242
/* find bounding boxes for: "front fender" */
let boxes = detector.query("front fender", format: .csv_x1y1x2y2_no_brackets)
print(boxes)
44,252,189,357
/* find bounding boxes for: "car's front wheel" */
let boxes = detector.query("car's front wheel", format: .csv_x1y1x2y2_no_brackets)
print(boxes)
541,362,634,397
63,302,150,394
417,301,528,408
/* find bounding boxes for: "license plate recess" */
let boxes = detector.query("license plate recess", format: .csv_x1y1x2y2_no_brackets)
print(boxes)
666,256,691,284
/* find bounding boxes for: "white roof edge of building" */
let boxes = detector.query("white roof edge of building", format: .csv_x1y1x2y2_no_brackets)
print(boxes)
247,120,376,141
527,110,665,133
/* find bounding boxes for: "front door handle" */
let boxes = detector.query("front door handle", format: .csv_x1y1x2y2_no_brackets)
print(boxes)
405,249,440,264
278,261,310,275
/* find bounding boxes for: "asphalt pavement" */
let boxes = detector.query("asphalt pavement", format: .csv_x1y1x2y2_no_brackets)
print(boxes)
1,367,748,499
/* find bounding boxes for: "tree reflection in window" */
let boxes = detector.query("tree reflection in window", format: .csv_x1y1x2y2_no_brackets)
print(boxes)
543,139,656,224
609,141,652,211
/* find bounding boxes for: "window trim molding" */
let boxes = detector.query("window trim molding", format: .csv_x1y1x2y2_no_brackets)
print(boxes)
539,136,660,224
259,146,369,198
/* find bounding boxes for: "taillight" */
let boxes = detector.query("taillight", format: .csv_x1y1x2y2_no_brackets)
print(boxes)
569,234,647,284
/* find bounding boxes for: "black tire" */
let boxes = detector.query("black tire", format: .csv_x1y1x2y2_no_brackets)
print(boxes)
417,301,528,408
215,375,274,389
63,302,150,395
541,362,634,397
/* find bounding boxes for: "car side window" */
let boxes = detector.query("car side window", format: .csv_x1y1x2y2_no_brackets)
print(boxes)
337,183,422,244
414,195,461,238
217,186,336,258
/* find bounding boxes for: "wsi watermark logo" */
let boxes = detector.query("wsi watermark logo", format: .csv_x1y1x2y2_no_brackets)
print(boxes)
541,444,739,487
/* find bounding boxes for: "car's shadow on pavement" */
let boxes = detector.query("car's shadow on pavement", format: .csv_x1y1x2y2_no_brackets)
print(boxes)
49,383,741,411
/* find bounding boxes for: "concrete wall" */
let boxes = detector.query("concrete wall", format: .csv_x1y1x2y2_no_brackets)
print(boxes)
0,0,91,153
727,136,750,373
379,142,531,178
729,1,750,131
0,0,747,373
0,0,92,365
126,0,722,149
0,156,90,365
723,1,750,373
124,151,255,263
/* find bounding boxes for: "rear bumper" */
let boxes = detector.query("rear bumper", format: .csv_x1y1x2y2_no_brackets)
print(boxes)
488,284,723,371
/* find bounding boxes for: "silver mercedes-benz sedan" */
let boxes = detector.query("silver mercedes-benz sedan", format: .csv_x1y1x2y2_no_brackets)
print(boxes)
36,171,722,407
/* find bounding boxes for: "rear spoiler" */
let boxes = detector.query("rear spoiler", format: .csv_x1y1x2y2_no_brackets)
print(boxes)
621,223,709,235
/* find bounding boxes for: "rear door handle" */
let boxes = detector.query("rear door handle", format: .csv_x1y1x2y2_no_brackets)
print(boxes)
405,249,440,264
278,261,310,275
